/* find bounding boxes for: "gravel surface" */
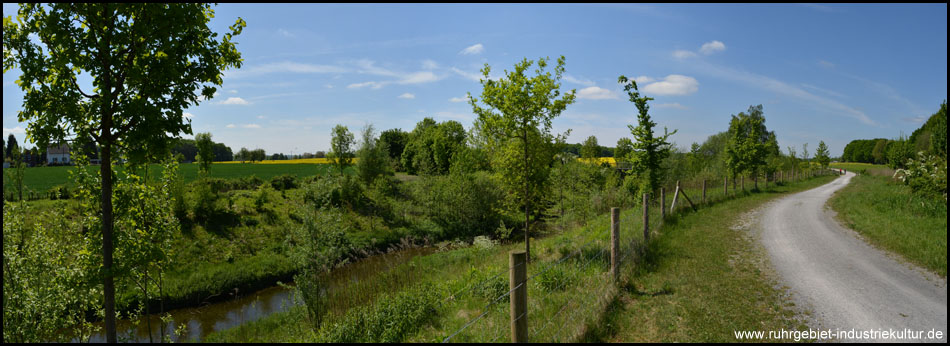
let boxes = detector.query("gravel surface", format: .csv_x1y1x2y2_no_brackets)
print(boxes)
758,172,947,343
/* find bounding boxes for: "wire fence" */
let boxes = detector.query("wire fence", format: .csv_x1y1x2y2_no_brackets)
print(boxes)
436,168,840,343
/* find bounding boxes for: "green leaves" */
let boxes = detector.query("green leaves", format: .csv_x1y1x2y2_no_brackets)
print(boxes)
618,74,677,197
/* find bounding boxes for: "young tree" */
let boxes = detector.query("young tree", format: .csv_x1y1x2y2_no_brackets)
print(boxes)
356,124,392,184
469,56,576,262
328,124,355,176
618,75,677,198
195,132,214,177
814,140,831,170
5,134,16,161
581,135,600,162
6,145,26,201
3,4,245,341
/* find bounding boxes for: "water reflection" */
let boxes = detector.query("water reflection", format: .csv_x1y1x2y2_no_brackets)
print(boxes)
76,246,435,342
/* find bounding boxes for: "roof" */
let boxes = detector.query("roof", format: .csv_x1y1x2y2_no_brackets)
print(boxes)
48,143,70,155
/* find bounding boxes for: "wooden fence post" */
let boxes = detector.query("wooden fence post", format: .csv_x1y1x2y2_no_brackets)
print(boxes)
702,179,706,204
724,177,728,197
660,187,666,220
643,193,649,243
670,182,680,214
611,207,620,283
510,250,527,343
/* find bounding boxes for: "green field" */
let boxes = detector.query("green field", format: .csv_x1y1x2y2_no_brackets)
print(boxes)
3,163,337,198
829,162,895,177
827,173,947,277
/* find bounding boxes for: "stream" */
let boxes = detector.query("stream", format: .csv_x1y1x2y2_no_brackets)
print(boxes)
74,246,436,343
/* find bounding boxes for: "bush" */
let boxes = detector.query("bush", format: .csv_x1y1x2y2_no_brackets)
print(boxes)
411,171,506,240
270,174,298,191
302,174,366,210
894,152,947,200
315,284,441,342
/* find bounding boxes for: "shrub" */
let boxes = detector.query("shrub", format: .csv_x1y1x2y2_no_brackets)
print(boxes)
315,284,441,342
894,152,947,200
412,171,505,240
270,174,298,191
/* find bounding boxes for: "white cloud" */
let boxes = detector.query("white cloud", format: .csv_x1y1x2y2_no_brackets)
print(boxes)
277,29,294,38
242,124,261,129
348,60,444,89
3,126,26,138
435,111,472,121
576,86,618,100
422,59,439,70
347,81,384,89
655,103,689,110
672,50,697,60
699,40,726,55
688,60,877,126
226,124,236,128
398,93,415,99
460,43,484,55
818,60,835,68
325,84,334,89
451,67,482,82
229,89,239,94
639,75,699,96
564,75,596,87
219,97,250,105
634,76,655,84
225,61,348,79
257,115,266,119
183,112,195,119
449,95,471,103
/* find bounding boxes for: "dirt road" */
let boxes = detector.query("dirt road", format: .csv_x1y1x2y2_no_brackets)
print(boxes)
758,172,947,342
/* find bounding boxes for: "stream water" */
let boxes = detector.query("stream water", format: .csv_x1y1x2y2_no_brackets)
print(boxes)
74,246,436,343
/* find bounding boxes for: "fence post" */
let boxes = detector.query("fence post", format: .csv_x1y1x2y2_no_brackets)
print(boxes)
510,250,527,343
702,179,706,204
660,187,666,220
611,207,620,283
741,175,744,191
643,193,649,243
754,173,758,190
724,177,727,197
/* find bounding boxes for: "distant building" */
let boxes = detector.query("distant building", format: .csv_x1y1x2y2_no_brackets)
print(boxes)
47,143,71,165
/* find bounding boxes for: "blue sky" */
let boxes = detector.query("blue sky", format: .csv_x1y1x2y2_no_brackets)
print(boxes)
3,3,947,158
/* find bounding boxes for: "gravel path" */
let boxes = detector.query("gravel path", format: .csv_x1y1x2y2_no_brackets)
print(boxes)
758,172,947,343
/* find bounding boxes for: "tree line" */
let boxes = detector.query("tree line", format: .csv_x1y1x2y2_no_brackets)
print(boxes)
841,101,947,169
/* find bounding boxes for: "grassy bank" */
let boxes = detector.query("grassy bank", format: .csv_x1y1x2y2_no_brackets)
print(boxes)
206,174,838,342
827,173,947,277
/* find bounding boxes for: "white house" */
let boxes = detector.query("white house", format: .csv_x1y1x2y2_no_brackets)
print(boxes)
47,143,71,165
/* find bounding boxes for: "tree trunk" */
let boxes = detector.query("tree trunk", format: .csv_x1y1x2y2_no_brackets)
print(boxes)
522,126,530,264
101,138,117,343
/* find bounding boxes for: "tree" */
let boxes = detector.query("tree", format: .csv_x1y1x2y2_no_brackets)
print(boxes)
195,132,214,177
814,140,831,169
356,124,392,184
872,139,888,165
238,147,250,163
379,128,408,171
212,142,233,162
614,137,633,163
5,134,17,161
724,105,774,188
581,135,600,162
3,4,245,341
6,145,26,201
328,125,355,176
618,75,677,198
401,118,467,175
469,56,576,262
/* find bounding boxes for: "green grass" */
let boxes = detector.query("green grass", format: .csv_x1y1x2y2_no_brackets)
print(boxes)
4,163,338,198
205,174,838,343
827,173,947,277
829,162,894,177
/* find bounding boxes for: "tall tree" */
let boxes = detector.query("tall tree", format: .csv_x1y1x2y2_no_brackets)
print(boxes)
614,137,633,163
238,147,250,163
581,135,600,162
618,75,677,197
356,124,391,184
469,56,576,262
328,124,355,176
724,105,773,185
378,128,408,171
814,140,831,169
3,4,244,341
195,132,213,177
6,134,17,161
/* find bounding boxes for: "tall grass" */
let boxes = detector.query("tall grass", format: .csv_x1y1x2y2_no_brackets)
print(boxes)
828,173,947,277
